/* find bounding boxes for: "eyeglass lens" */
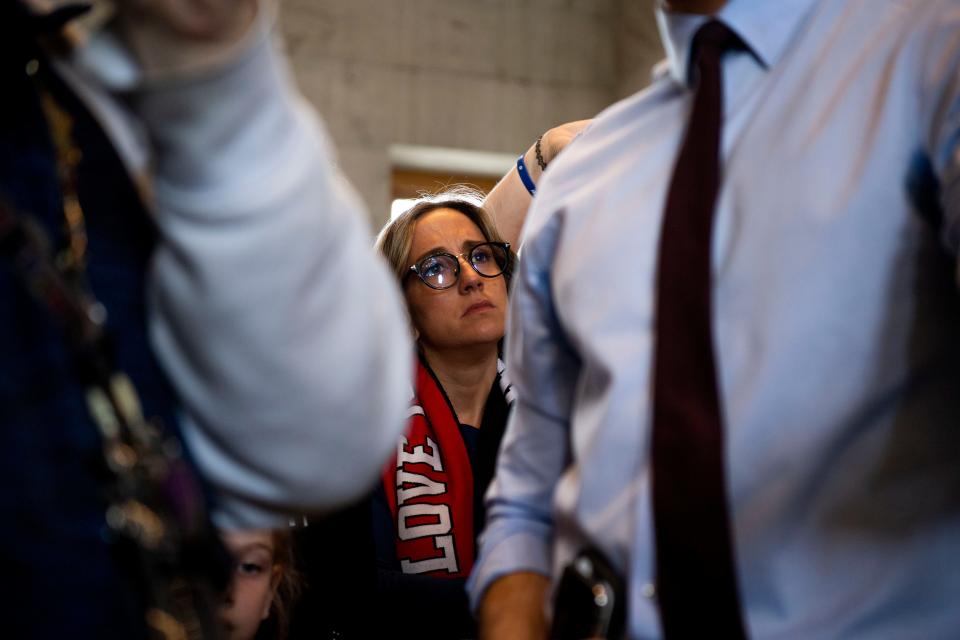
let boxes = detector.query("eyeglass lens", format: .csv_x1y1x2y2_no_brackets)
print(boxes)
418,243,508,289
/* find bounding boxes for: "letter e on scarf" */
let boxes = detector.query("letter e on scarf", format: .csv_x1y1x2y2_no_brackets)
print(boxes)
397,435,443,471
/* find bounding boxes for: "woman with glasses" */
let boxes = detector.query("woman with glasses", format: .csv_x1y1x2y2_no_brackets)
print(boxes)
288,192,512,639
361,120,589,639
278,120,589,639
371,190,515,638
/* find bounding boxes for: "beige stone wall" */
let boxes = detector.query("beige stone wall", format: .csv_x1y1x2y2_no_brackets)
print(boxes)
279,0,663,230
615,1,666,99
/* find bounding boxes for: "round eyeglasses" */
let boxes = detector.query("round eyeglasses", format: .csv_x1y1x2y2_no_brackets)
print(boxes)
408,241,511,290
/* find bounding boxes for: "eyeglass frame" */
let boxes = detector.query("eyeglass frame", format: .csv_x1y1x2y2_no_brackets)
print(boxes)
407,241,512,290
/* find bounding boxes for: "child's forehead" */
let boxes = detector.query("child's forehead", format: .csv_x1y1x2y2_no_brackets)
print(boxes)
221,529,277,554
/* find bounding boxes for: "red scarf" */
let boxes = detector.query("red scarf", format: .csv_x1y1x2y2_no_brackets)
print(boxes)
381,359,474,578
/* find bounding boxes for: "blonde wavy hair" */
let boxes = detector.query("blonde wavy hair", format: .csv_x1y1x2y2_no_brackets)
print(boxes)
374,186,514,292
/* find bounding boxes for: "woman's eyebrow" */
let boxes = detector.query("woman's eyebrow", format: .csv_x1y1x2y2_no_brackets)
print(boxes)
413,246,448,262
234,543,274,555
414,239,486,263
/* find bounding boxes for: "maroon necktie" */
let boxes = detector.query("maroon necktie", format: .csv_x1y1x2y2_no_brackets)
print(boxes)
651,20,748,638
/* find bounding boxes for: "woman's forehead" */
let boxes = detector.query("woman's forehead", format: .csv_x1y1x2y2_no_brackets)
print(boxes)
410,208,485,254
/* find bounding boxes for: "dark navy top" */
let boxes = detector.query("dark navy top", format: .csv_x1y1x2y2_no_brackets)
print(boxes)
0,6,187,637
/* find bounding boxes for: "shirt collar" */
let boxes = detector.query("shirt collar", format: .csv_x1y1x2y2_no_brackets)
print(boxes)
655,0,820,86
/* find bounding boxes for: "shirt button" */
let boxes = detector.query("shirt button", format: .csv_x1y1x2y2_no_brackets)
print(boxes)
641,583,656,599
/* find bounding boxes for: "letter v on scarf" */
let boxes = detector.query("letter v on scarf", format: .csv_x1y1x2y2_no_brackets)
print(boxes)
396,469,448,505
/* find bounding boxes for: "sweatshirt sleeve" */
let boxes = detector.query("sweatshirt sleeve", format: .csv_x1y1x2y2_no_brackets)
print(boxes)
136,20,412,528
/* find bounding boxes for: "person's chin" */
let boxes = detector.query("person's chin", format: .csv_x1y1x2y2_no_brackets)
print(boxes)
457,323,504,344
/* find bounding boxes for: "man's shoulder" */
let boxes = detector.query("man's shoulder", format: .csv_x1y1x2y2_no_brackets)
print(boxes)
534,74,676,202
823,0,960,29
809,0,958,13
517,75,680,244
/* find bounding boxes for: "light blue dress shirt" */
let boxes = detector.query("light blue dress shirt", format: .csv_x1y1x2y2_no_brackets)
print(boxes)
469,0,960,637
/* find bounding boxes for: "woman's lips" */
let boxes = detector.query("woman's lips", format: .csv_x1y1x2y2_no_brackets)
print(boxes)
462,300,495,317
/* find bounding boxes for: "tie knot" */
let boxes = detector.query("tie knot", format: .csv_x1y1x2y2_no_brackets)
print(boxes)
692,20,743,57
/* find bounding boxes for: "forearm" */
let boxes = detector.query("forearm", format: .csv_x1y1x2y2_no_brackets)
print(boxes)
467,405,566,633
483,120,591,249
479,572,551,640
139,20,410,526
483,144,544,249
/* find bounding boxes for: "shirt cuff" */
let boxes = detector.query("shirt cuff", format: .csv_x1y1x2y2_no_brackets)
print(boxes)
467,525,553,614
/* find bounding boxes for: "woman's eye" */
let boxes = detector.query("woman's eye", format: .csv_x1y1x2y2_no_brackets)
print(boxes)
473,249,492,263
422,261,443,277
236,561,265,576
421,256,453,278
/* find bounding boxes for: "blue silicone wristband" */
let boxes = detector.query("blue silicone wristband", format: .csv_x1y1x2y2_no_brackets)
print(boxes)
516,154,537,196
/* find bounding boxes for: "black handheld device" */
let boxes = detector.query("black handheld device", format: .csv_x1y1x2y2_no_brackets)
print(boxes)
549,547,626,640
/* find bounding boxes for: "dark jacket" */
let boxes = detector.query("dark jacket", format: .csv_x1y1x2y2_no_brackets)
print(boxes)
1,7,184,637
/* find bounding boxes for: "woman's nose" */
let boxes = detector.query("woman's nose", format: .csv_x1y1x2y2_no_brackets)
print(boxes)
458,255,482,291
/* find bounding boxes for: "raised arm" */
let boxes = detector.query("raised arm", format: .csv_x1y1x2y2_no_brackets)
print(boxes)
114,2,411,528
482,120,591,248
